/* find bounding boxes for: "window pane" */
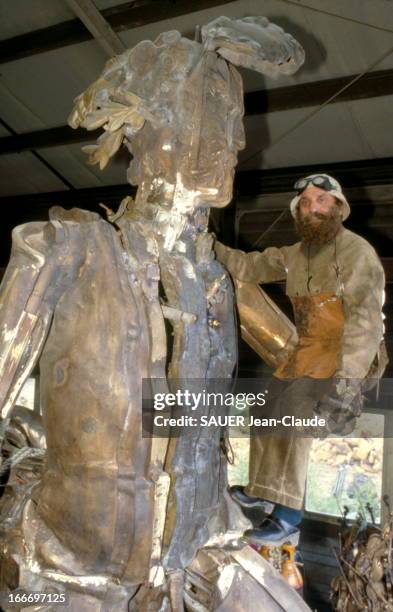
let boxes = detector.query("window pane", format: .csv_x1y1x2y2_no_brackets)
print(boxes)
305,413,384,523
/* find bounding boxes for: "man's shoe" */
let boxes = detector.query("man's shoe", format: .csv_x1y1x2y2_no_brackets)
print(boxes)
244,517,300,547
229,485,274,513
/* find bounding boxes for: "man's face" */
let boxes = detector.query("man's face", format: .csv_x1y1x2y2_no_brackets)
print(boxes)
298,185,338,222
296,185,342,245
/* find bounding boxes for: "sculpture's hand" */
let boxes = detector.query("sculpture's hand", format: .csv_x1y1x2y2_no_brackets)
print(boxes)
68,78,111,129
68,76,150,169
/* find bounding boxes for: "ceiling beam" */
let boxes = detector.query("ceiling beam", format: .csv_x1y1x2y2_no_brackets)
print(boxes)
65,0,126,57
0,0,236,64
235,157,393,194
244,68,393,115
1,68,393,156
0,125,99,155
0,119,75,189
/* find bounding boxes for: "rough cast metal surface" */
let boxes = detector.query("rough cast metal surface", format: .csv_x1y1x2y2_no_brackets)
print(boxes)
184,546,310,611
234,280,298,369
0,16,306,611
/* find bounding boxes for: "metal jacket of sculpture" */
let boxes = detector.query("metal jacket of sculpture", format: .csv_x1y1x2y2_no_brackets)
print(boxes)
0,16,311,612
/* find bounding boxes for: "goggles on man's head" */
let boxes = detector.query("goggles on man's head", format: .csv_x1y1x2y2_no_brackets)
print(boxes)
289,173,350,220
294,174,339,195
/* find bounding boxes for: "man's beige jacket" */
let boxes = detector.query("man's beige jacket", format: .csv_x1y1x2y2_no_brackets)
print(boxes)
215,227,385,380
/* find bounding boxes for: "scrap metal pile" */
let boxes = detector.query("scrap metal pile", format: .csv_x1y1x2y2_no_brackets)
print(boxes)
332,500,393,611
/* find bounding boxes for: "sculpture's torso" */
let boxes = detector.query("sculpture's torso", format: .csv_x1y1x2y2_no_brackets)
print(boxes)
21,206,238,591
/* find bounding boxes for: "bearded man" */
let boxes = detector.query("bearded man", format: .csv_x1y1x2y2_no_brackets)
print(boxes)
214,173,386,545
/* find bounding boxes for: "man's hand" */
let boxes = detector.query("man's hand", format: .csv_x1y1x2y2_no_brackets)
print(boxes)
316,379,363,435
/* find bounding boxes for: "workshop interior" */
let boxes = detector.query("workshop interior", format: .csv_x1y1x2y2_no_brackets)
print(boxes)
0,1,393,611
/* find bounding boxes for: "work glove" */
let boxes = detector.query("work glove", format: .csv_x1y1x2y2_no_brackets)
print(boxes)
315,378,363,436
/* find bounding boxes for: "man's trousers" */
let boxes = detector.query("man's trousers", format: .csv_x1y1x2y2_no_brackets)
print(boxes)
244,377,331,510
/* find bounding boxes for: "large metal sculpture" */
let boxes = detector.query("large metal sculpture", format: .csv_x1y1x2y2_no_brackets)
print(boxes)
0,16,308,611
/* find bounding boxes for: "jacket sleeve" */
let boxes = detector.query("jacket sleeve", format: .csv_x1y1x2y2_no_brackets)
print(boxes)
336,243,385,380
214,240,288,284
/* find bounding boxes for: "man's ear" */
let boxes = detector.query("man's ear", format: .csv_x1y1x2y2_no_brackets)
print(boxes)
336,199,344,218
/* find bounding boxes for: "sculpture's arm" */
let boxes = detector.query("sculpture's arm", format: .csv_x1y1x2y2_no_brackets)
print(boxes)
0,220,81,426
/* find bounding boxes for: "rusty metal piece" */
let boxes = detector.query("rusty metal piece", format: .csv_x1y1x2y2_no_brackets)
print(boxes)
332,515,393,611
234,279,298,369
185,545,310,611
161,304,197,324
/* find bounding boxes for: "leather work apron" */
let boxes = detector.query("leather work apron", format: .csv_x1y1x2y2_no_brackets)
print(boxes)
245,292,345,509
274,291,345,379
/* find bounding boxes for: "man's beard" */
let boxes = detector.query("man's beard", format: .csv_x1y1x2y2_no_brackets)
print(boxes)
295,207,342,245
